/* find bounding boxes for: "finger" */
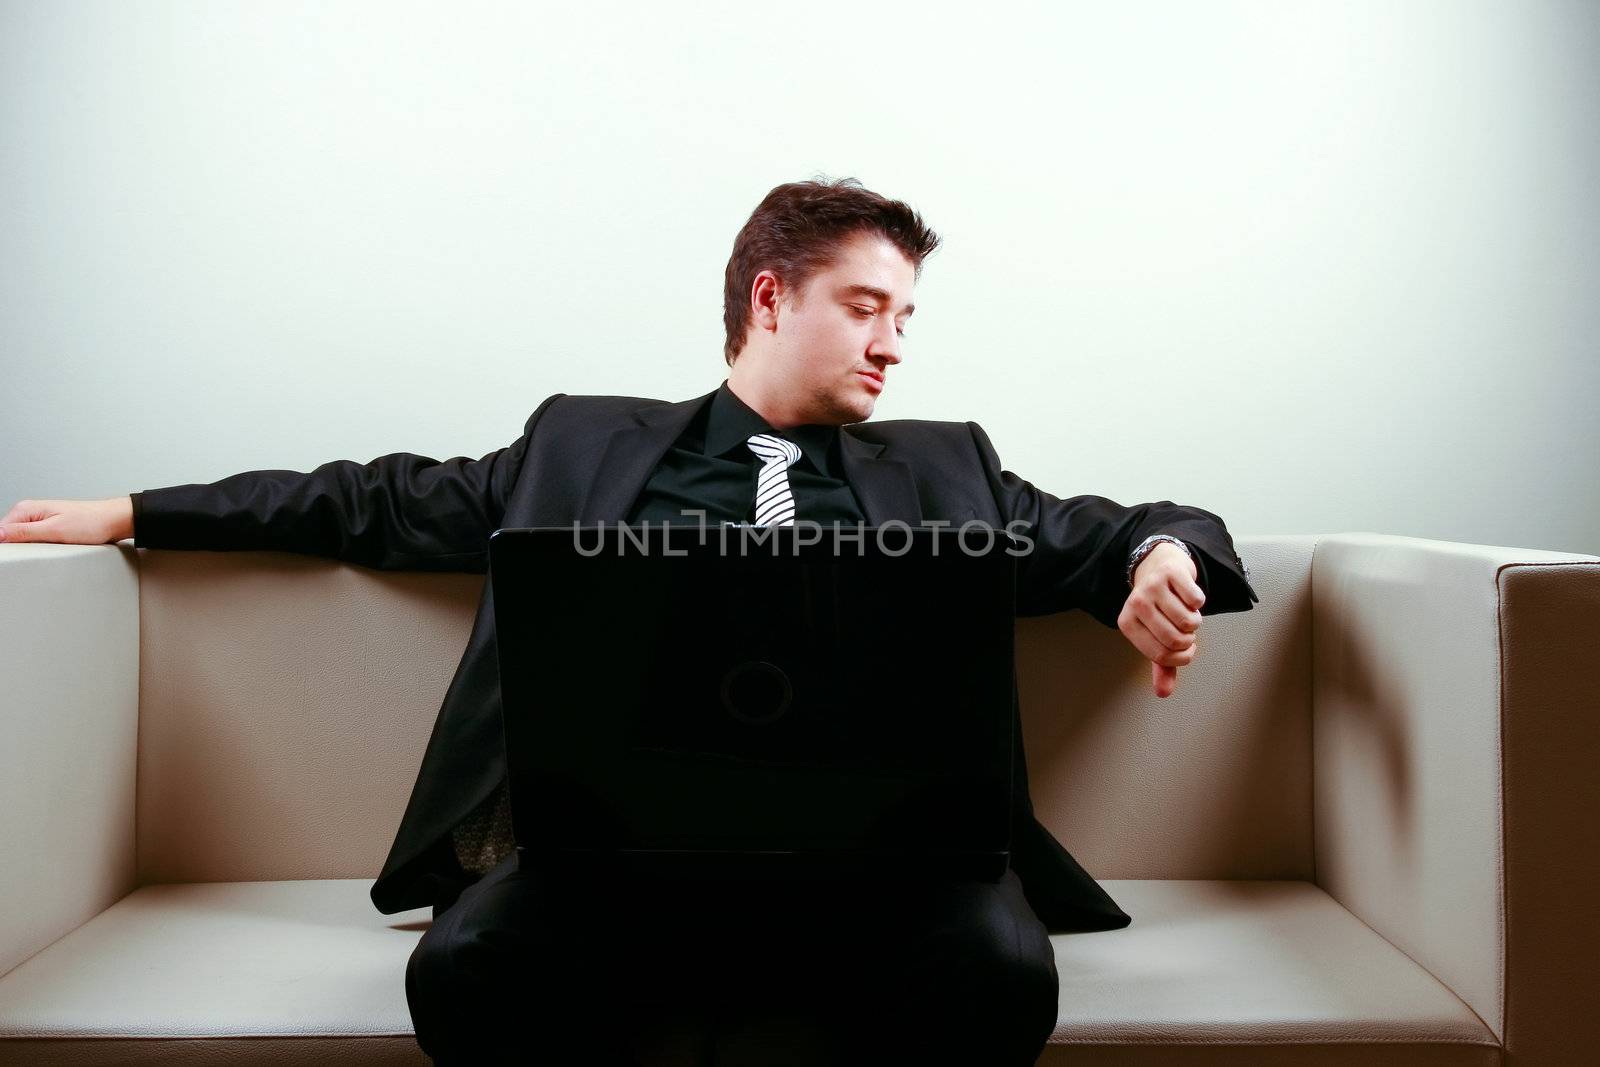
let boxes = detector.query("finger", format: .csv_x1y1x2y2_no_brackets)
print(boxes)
1155,639,1196,669
1139,614,1203,662
1141,590,1199,648
1,501,46,526
1129,615,1198,668
1172,570,1206,613
1157,581,1204,636
1152,661,1178,698
1120,613,1168,663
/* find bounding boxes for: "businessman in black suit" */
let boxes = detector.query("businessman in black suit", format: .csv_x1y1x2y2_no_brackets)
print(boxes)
3,177,1256,1065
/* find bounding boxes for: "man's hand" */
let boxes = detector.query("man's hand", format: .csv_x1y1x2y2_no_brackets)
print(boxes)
1117,542,1204,698
0,497,135,545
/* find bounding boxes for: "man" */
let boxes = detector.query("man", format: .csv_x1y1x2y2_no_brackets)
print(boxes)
3,177,1257,1065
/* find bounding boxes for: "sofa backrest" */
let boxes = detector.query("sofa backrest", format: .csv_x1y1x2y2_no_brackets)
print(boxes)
130,533,1314,883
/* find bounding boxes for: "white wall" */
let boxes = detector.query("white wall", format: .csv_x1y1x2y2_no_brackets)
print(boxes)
4,0,1596,554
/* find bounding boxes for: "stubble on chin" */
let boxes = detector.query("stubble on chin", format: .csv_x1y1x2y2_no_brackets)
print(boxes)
798,383,864,427
825,392,872,426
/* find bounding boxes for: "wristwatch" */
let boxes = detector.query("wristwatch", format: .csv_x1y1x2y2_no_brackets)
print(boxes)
1126,534,1193,588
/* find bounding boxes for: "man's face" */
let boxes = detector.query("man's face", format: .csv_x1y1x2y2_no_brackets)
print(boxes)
769,230,916,425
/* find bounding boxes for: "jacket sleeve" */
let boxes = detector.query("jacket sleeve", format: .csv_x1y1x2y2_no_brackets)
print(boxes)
967,421,1258,627
130,394,566,573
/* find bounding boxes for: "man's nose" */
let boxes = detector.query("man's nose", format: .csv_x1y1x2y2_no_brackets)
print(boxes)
869,322,902,364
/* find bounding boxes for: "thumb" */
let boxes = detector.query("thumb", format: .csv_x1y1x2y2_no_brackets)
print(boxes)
1152,661,1178,698
0,519,47,543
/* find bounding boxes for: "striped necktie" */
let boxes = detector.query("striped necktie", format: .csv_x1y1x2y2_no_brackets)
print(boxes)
746,432,802,526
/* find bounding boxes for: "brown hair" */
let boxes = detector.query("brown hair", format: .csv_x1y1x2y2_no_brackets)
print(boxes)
722,176,941,365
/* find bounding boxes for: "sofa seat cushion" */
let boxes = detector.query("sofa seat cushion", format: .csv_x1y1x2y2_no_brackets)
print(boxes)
1041,880,1500,1065
0,878,1501,1065
0,879,430,1065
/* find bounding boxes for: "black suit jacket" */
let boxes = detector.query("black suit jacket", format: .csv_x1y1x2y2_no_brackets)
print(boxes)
132,387,1258,932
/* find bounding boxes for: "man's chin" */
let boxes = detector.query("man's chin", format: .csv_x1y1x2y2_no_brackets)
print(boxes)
812,394,872,426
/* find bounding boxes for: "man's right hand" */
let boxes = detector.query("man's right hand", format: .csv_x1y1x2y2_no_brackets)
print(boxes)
0,497,135,545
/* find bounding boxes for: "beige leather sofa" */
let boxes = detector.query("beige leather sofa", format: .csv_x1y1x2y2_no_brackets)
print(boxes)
1,533,1596,1066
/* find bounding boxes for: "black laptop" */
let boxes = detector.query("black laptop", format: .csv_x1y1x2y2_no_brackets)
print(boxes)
487,522,1018,884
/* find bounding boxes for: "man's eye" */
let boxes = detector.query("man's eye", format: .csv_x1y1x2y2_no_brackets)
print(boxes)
853,305,905,337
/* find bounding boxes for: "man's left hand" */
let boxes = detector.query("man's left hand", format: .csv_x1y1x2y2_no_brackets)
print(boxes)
1117,543,1205,699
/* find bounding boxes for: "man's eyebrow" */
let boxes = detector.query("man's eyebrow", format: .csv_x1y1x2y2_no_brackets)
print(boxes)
836,284,915,316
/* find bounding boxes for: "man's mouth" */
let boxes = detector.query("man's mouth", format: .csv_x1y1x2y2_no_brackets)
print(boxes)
858,371,884,393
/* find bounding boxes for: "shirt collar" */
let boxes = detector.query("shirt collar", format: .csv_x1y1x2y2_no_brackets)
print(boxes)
703,379,840,478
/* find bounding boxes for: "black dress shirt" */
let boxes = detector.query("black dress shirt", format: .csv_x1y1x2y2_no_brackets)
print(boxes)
625,380,866,527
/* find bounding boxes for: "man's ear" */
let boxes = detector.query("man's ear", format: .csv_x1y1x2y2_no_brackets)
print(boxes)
751,271,782,331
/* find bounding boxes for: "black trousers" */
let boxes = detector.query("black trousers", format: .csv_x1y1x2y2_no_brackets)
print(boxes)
405,851,1059,1066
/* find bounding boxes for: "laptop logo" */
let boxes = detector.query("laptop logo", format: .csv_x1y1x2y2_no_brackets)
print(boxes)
719,660,794,726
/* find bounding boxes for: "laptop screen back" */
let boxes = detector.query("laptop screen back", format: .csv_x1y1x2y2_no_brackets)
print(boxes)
489,523,1017,880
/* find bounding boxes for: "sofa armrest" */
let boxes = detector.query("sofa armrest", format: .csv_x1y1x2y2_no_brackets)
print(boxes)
1311,533,1600,1061
0,544,140,979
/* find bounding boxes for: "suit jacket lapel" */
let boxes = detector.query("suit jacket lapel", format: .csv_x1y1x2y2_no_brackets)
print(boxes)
839,429,924,527
576,390,716,524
